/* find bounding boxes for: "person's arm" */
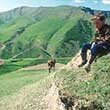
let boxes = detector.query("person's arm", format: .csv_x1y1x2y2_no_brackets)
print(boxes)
92,30,102,42
104,35,110,41
92,35,102,42
104,27,110,41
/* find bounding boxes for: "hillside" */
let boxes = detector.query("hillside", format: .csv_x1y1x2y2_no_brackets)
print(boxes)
55,54,110,110
0,52,110,110
0,56,70,110
0,6,98,59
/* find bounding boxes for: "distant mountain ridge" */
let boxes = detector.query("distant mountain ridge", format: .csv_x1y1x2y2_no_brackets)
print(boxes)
0,6,110,59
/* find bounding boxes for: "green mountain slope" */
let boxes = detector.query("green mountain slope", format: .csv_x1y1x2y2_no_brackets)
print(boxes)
0,6,109,59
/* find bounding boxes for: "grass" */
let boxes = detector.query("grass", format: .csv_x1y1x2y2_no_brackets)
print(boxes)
0,6,93,59
0,56,71,98
0,57,71,76
0,69,49,98
0,68,54,110
0,58,43,75
0,16,34,42
56,55,110,109
0,57,56,110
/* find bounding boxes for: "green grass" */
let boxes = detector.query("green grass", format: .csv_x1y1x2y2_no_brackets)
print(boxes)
56,55,110,109
0,69,49,98
0,56,71,97
0,58,45,75
0,16,34,42
0,57,71,76
0,6,93,59
0,67,54,110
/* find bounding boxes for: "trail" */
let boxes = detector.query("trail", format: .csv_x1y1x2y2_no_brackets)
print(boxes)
20,63,65,71
45,83,64,110
43,73,65,110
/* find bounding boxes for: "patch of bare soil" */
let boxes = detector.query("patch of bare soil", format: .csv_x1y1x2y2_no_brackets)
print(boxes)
21,63,65,71
66,51,90,69
43,82,65,110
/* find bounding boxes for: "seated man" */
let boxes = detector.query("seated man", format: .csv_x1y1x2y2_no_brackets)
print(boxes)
79,13,110,72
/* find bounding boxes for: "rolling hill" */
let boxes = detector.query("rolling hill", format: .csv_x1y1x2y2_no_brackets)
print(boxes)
0,6,110,59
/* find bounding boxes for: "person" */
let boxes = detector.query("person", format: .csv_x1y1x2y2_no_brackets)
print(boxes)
78,13,110,72
47,58,56,73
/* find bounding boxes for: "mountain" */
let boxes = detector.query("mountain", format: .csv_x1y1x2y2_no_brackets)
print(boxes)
0,6,110,59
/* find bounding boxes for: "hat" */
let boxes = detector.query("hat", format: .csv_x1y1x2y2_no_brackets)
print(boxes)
91,13,105,21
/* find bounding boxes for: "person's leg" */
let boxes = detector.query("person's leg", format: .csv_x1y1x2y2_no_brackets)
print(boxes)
91,42,109,60
79,42,92,67
98,42,110,56
48,64,52,73
85,43,108,72
53,64,55,72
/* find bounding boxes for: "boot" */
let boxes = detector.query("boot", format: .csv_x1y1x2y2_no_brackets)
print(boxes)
84,55,96,72
84,63,91,73
78,60,87,67
78,53,87,67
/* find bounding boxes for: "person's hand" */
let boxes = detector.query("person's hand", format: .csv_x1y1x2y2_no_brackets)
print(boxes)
104,35,110,41
96,37,101,40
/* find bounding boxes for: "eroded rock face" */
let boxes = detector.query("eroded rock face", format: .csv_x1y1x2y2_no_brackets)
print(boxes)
59,93,104,110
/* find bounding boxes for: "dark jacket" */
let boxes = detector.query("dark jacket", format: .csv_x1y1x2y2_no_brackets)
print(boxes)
94,24,110,43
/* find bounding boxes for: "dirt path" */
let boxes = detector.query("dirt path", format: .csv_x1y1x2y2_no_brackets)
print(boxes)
43,72,65,110
20,63,65,71
44,83,65,110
